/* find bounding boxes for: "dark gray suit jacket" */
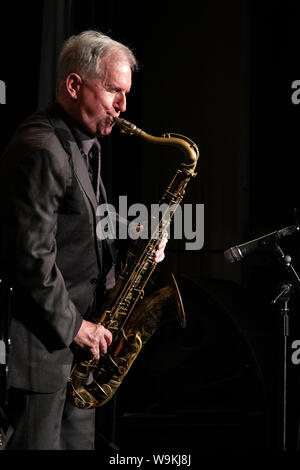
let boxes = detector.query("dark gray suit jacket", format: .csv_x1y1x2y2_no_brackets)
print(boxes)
0,103,113,392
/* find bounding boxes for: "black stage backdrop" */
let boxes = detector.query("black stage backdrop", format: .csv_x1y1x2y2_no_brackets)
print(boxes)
1,0,300,454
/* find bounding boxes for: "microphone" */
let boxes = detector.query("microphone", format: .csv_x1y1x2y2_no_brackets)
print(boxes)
224,225,300,263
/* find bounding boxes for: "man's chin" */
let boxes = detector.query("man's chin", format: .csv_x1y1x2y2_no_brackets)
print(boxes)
97,125,113,137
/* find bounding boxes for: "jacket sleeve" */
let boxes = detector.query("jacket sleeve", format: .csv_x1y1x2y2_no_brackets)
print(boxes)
8,140,83,350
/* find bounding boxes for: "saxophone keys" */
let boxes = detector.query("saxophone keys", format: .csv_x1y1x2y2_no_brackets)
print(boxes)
133,287,144,299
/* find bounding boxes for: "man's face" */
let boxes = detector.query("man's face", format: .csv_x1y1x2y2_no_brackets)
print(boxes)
75,53,132,137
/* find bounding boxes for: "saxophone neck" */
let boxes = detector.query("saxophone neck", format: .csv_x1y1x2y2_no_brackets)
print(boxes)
114,117,199,175
164,132,199,175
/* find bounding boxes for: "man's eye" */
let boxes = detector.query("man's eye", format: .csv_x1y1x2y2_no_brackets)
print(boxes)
106,87,120,94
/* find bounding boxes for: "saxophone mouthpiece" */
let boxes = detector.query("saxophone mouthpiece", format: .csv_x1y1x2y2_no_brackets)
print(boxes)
114,117,141,136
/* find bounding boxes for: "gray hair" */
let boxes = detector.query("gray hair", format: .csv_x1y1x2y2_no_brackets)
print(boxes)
56,30,138,92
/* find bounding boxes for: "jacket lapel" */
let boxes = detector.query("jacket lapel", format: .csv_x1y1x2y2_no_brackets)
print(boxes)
45,103,103,265
68,138,98,210
45,103,119,277
48,115,98,211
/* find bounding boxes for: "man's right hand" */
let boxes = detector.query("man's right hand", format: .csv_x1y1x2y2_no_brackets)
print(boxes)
73,319,112,360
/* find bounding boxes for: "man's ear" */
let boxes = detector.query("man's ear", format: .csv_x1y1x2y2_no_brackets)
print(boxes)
65,73,83,100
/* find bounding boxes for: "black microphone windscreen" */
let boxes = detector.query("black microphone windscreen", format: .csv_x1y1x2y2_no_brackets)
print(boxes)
224,246,241,263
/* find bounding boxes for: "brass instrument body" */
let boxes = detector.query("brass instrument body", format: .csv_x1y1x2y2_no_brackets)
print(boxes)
67,119,199,409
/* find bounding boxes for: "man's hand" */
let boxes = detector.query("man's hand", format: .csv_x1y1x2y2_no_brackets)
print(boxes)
131,224,168,264
73,234,166,358
153,236,168,263
73,319,112,360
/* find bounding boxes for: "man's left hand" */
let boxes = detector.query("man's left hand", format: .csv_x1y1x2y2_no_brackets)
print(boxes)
132,223,168,264
153,237,168,263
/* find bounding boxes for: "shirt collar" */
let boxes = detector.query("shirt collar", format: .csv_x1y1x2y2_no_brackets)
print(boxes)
55,101,100,156
72,125,99,157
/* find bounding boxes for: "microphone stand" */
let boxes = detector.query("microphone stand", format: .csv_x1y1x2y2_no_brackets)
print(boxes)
271,244,300,450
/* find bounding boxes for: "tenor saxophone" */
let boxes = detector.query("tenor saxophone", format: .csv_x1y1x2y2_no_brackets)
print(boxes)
67,118,199,408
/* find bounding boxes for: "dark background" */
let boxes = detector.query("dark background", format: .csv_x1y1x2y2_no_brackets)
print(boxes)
1,0,300,453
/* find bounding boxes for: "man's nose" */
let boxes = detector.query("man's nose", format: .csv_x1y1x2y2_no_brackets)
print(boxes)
114,93,126,113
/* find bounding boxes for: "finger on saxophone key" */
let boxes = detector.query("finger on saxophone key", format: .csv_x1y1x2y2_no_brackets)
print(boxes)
73,319,112,359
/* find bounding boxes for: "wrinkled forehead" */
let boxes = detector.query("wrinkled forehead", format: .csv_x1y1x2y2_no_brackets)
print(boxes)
97,51,132,75
98,54,132,90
